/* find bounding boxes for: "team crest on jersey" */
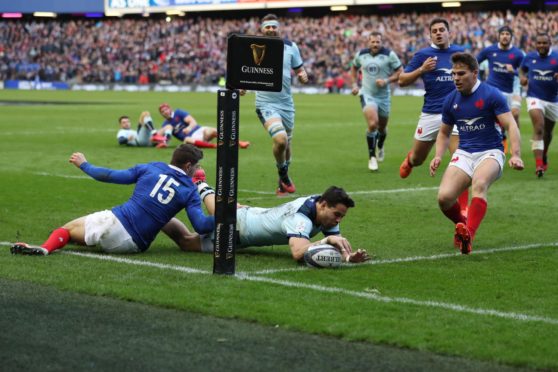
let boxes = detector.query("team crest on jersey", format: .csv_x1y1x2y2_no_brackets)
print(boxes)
295,221,306,233
492,53,497,57
475,99,485,110
551,59,557,65
366,63,380,75
508,53,515,60
453,103,458,110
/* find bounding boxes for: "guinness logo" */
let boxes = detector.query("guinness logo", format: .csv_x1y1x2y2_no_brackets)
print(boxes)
250,43,266,65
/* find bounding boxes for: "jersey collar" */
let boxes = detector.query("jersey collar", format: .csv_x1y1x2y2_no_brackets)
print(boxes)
471,79,481,94
430,43,451,50
168,164,187,175
497,43,512,50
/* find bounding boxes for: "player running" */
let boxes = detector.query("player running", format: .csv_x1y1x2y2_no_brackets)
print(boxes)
430,52,523,254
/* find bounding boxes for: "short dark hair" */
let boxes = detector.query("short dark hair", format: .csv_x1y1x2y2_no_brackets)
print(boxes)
262,13,278,22
498,25,513,37
429,18,449,32
370,31,382,39
320,186,355,209
535,31,550,41
451,52,479,72
118,115,129,124
171,144,203,168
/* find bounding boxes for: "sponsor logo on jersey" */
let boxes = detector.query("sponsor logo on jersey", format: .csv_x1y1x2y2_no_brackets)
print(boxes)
435,68,453,82
533,69,555,81
493,62,510,74
458,116,486,132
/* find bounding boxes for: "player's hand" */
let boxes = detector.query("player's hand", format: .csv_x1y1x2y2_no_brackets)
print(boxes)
351,85,359,95
297,70,308,84
505,64,515,73
421,57,437,73
554,73,558,81
509,156,524,170
239,89,247,96
375,79,387,88
429,156,442,176
69,152,87,168
520,76,528,86
348,249,370,263
328,235,353,256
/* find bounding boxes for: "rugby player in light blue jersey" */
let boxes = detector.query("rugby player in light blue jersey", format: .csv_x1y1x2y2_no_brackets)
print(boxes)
116,112,167,147
350,32,403,171
430,52,523,255
11,144,215,256
477,26,525,149
241,13,308,197
519,31,558,177
398,18,464,180
176,177,370,263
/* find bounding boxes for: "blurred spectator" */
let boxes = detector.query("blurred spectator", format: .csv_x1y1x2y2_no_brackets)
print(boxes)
0,11,557,85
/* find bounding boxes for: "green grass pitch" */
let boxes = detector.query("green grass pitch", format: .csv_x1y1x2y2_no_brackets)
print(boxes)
0,89,557,370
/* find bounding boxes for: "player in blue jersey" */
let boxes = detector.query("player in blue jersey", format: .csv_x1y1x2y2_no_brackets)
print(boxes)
398,18,469,215
350,32,403,171
477,26,525,149
241,13,309,197
519,32,558,177
170,174,370,263
116,112,167,147
10,144,215,256
429,52,523,255
157,103,250,149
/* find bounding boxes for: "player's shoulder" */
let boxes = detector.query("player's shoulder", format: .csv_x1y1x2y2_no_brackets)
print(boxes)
449,44,465,53
358,48,371,56
378,47,392,57
283,38,294,47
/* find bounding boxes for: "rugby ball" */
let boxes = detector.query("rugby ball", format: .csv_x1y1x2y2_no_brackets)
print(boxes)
303,244,342,268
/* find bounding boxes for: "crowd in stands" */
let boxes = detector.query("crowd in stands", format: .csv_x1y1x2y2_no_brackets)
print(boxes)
1,10,557,87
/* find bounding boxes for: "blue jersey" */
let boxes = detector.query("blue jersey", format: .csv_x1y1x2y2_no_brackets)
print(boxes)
255,38,304,112
405,44,465,114
80,161,214,252
442,81,508,153
477,44,524,94
521,50,558,102
162,109,201,141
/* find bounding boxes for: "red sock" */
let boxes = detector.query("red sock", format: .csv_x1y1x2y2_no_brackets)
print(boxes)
458,189,469,214
41,228,70,253
194,140,217,149
536,157,544,168
467,197,487,240
442,202,467,224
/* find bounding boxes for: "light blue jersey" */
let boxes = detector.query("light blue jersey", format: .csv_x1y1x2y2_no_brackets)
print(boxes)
352,47,402,99
255,39,304,112
237,195,340,248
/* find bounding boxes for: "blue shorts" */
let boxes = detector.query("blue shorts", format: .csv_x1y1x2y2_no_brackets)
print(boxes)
360,94,390,118
256,106,295,139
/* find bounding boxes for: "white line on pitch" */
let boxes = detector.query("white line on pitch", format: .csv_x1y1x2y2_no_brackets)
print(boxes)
2,243,555,326
26,172,438,196
248,242,558,275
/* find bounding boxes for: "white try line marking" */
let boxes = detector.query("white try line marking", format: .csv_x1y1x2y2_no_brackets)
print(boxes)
27,172,438,196
2,241,557,326
249,241,558,275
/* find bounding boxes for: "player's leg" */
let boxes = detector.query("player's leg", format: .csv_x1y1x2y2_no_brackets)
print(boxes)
360,95,380,171
528,101,546,176
543,118,555,171
400,113,440,178
187,127,216,149
162,217,203,252
448,133,468,216
377,116,388,162
437,162,470,226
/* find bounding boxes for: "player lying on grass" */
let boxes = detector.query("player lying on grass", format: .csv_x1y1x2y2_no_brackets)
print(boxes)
11,144,214,256
156,103,250,149
117,111,168,148
164,173,370,263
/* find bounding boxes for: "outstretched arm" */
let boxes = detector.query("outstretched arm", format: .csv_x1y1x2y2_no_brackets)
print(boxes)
69,152,138,184
289,235,369,263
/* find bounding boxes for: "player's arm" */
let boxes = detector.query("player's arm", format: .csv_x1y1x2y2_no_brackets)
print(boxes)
429,123,453,176
399,56,436,87
519,64,528,86
497,111,524,170
182,114,199,135
69,152,138,184
185,198,215,234
378,66,403,87
350,63,360,95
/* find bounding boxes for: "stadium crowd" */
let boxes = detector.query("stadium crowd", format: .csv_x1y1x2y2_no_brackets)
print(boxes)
1,10,557,87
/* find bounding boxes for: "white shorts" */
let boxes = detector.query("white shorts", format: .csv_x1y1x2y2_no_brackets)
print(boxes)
448,149,505,179
502,92,522,110
526,97,558,121
188,127,207,142
414,113,458,141
84,210,140,253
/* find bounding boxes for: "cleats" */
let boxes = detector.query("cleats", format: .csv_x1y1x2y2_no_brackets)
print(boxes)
151,133,168,148
536,165,545,178
399,153,413,178
368,156,378,171
454,223,472,255
377,147,385,162
276,177,296,196
11,242,49,256
239,141,251,149
192,168,206,184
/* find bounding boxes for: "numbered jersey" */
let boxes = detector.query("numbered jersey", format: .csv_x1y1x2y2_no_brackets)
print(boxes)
80,161,213,251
